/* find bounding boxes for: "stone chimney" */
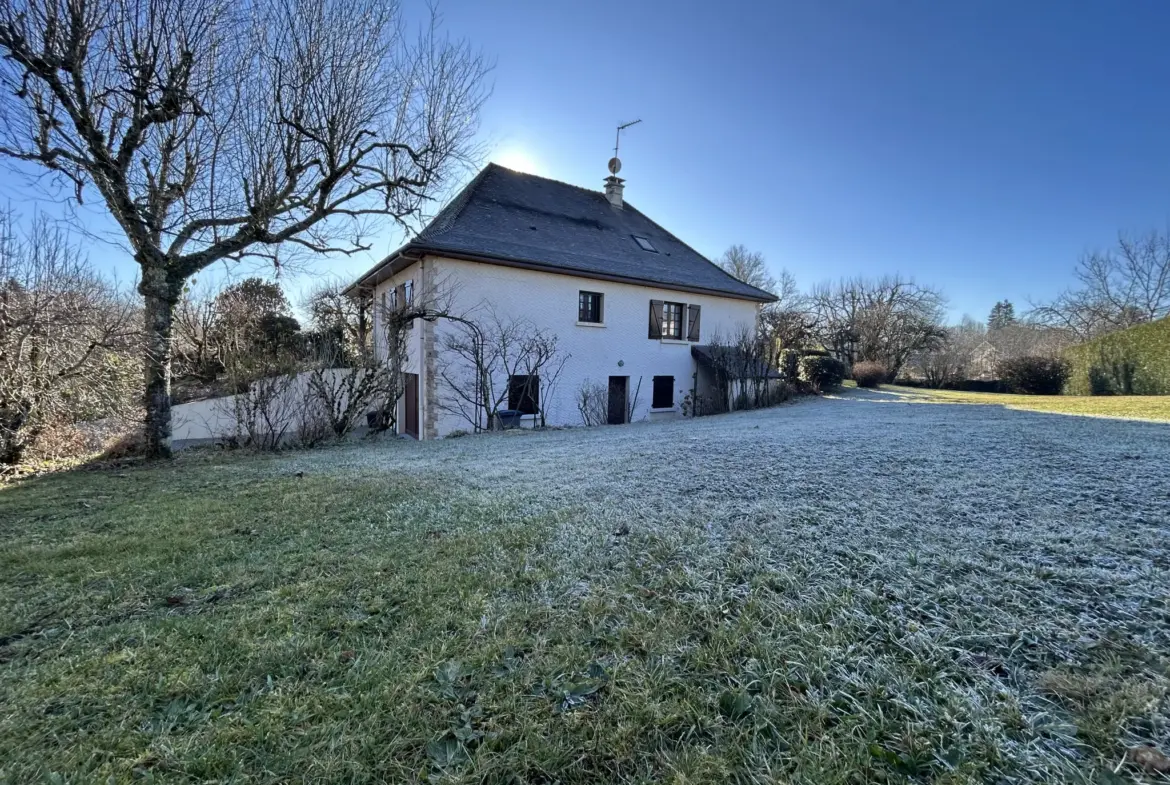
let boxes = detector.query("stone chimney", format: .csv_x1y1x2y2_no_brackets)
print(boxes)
604,175,625,208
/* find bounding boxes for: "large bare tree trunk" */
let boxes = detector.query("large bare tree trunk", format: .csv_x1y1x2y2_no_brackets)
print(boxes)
0,0,487,458
140,268,178,458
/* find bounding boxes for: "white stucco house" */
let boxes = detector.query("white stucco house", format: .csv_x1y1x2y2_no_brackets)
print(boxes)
345,163,776,439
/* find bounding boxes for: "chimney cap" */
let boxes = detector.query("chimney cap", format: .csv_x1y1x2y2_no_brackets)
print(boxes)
603,175,625,208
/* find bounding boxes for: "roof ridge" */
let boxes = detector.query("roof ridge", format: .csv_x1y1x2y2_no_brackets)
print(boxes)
485,161,616,201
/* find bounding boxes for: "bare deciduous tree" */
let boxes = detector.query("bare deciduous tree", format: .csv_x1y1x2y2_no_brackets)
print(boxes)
908,316,988,387
173,280,221,380
438,310,568,432
0,212,137,463
717,244,777,294
0,0,488,456
519,330,569,428
304,279,373,365
576,379,608,427
1030,229,1170,340
809,276,946,376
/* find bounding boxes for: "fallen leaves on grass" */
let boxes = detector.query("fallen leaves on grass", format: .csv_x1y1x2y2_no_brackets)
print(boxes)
1127,745,1170,774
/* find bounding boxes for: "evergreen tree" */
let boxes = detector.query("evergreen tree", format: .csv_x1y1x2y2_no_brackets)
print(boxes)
988,300,1016,330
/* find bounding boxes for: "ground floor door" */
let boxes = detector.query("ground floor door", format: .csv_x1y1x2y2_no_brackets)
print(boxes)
404,373,420,438
607,376,627,425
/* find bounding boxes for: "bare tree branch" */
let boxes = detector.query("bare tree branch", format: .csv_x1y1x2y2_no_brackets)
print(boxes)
1030,228,1170,340
0,0,489,455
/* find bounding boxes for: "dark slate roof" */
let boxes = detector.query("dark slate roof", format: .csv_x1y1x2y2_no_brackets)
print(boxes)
692,344,782,379
349,164,776,302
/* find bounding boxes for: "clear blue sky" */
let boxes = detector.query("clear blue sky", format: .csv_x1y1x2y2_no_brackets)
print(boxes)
5,0,1169,322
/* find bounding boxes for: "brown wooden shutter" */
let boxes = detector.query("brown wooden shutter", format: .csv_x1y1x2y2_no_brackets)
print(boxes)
395,283,407,312
648,300,664,339
687,304,701,342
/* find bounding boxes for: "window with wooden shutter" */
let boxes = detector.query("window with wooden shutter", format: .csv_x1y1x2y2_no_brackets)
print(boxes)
687,304,701,342
395,283,407,312
661,301,684,339
652,375,674,408
648,300,664,339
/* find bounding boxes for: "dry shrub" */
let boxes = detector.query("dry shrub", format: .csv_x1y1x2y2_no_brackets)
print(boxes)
21,422,90,463
852,361,888,388
99,429,148,461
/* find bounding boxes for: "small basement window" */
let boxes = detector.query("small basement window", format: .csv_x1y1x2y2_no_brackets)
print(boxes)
632,234,658,253
508,374,540,415
652,375,675,409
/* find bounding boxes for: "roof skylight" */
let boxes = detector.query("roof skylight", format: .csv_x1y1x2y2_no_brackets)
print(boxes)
632,235,658,253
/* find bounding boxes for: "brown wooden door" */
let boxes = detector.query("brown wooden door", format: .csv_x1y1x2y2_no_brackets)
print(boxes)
607,376,627,425
404,373,419,438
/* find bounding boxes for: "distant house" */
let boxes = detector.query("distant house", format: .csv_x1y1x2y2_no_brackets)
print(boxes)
968,340,1001,380
347,163,776,438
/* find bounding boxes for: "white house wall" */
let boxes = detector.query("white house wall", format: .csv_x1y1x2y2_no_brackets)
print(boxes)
372,255,760,438
371,260,427,432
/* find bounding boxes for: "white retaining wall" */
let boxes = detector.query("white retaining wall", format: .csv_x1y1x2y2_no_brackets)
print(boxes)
171,368,366,448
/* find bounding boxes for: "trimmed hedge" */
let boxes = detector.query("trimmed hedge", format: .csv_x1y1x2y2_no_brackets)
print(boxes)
1065,317,1170,396
893,378,1008,393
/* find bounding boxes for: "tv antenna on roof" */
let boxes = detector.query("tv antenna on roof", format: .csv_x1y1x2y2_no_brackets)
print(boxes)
609,119,642,175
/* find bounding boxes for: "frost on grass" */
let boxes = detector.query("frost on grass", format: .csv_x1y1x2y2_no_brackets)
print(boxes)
274,392,1170,781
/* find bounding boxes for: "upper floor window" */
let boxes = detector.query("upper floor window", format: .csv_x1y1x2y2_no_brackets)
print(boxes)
649,299,702,342
578,291,603,323
661,301,684,339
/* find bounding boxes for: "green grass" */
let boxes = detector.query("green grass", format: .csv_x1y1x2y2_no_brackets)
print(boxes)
884,385,1170,421
1,424,1167,783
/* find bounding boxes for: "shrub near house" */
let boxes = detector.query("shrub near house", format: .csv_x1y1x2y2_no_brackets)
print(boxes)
798,355,847,392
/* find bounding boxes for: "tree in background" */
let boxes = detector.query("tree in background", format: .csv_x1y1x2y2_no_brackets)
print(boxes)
0,0,488,456
718,245,777,294
717,246,814,360
1031,228,1170,340
809,276,946,377
0,212,137,464
304,280,372,366
988,300,1016,331
907,315,988,386
173,281,221,381
212,279,299,365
